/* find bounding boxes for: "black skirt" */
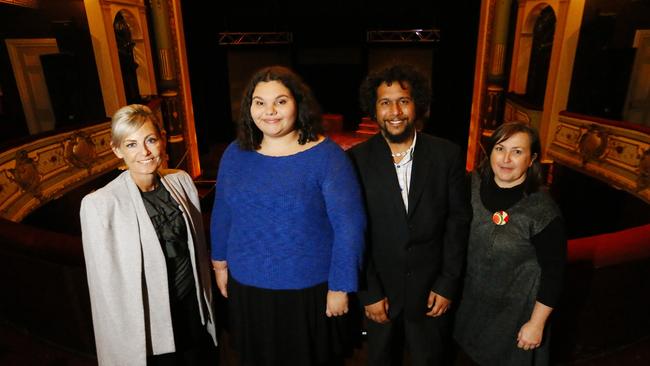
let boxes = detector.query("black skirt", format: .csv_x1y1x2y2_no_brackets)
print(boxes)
227,276,357,366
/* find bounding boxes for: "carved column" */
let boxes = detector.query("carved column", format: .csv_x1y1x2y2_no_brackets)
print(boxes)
483,0,513,129
148,0,186,170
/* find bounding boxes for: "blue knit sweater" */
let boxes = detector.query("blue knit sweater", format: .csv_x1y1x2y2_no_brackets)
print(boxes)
211,138,366,292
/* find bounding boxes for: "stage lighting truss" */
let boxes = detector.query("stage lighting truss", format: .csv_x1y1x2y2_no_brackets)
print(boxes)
218,32,293,45
366,29,441,43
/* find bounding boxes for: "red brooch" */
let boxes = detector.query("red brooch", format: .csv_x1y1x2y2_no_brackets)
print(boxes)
492,211,509,225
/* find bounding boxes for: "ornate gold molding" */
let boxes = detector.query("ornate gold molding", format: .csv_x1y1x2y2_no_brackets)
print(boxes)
638,150,650,191
0,0,38,8
548,113,650,203
64,131,98,169
0,122,121,222
578,125,608,164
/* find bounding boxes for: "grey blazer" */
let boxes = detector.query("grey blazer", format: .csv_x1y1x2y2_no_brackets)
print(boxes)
80,169,216,366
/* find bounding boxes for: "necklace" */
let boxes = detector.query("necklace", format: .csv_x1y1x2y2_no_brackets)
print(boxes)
391,148,412,158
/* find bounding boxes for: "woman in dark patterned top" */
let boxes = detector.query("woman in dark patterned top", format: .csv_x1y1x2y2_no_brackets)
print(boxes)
454,122,567,366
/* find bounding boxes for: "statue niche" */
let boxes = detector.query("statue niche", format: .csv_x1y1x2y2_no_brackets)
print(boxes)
113,11,142,105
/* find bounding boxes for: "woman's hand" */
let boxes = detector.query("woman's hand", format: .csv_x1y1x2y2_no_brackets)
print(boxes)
325,290,348,317
517,320,544,350
212,260,228,298
517,301,553,350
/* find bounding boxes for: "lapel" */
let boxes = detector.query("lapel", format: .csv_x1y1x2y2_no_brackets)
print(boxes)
122,171,164,260
407,133,434,218
159,171,200,274
368,134,408,219
159,171,195,234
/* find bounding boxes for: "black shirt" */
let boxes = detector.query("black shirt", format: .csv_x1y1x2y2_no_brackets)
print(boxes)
141,182,194,303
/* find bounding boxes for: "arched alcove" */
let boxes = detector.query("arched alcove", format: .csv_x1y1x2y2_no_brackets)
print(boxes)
114,11,141,104
511,2,556,95
525,5,556,107
84,0,157,116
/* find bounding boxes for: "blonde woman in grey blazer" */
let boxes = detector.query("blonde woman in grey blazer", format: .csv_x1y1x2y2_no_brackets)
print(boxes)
80,105,216,366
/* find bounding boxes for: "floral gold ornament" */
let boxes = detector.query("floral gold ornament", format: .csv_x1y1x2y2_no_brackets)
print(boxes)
492,210,509,225
638,149,650,191
6,150,41,197
64,132,96,169
578,125,608,164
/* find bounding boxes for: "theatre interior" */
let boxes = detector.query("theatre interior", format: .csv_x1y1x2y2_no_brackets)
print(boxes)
0,0,649,364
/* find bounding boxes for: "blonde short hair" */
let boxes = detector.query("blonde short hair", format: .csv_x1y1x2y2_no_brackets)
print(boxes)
111,104,163,146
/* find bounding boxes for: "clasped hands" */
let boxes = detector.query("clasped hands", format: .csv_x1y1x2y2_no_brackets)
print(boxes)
364,291,451,323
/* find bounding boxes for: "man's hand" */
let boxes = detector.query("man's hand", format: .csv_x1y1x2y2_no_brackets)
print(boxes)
426,291,450,317
364,297,390,323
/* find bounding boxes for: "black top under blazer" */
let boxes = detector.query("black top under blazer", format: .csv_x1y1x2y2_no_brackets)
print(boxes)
349,132,472,320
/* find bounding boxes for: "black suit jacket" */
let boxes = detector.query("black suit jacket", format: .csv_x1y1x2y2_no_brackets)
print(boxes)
349,132,472,320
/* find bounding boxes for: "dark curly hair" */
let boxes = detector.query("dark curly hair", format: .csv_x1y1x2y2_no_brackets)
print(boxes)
479,122,543,194
237,65,322,150
359,64,431,122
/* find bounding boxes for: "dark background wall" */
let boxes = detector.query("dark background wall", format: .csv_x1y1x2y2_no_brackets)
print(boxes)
181,1,480,153
567,0,650,121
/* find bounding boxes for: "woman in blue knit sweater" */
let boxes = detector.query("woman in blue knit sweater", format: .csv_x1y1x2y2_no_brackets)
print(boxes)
210,65,366,365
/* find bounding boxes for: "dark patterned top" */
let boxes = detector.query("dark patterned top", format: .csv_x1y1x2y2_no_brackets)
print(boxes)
141,182,193,302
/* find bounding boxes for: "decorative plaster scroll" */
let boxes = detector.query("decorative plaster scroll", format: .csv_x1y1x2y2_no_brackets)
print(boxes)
63,132,97,169
5,150,41,199
548,113,650,203
0,121,120,222
552,122,581,150
604,136,645,174
504,98,537,127
578,125,608,164
639,150,650,191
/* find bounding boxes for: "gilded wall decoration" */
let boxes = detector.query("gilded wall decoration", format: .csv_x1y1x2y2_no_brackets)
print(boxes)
504,99,537,128
64,132,97,169
578,125,608,164
5,150,41,198
548,113,650,203
553,123,581,151
638,149,650,191
0,122,121,222
604,136,644,174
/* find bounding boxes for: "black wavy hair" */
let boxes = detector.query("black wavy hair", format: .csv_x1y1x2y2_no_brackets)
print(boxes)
359,63,431,122
237,65,322,150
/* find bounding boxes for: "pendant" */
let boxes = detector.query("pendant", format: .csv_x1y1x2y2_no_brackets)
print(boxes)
492,210,509,225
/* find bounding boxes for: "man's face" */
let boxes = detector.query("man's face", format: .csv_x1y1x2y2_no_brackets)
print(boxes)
375,81,416,143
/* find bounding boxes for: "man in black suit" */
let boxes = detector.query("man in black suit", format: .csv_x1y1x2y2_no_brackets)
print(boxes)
349,64,472,365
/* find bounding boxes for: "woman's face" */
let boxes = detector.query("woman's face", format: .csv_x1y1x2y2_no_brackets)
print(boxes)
490,131,535,188
112,120,164,179
250,80,298,140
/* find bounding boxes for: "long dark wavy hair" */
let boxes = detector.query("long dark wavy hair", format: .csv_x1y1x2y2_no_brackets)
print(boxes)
359,63,431,122
237,65,322,150
479,122,543,194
